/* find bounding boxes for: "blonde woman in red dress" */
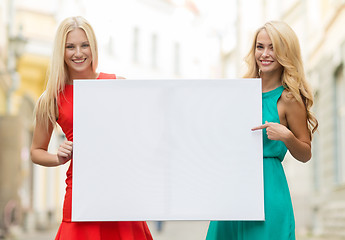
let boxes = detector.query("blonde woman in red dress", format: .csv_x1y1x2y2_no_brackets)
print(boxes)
30,16,153,240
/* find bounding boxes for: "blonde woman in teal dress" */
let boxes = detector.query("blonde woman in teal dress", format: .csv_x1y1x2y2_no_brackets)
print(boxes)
206,21,318,240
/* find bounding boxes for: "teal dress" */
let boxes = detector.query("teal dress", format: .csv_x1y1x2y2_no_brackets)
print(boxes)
206,86,295,240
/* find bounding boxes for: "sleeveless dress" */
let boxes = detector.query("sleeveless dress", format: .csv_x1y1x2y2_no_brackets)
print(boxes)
55,72,153,240
206,86,295,240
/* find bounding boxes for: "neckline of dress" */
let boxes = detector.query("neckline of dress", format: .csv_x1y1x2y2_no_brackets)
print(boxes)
64,73,101,86
262,85,284,98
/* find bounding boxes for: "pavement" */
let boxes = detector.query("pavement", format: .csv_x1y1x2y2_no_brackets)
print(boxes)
148,221,209,240
6,221,329,240
7,221,209,240
3,225,58,240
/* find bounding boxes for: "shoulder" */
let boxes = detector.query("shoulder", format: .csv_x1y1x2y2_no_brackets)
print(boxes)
280,89,306,115
97,72,126,80
280,89,295,104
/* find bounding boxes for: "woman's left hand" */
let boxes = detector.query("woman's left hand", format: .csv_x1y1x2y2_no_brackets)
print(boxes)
252,121,293,142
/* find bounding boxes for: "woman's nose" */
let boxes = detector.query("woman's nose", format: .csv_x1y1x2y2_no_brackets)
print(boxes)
262,49,270,57
75,46,82,56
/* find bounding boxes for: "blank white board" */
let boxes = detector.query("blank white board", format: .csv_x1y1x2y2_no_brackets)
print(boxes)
72,79,263,221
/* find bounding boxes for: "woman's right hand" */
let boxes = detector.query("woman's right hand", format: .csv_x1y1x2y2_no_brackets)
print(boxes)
57,140,73,165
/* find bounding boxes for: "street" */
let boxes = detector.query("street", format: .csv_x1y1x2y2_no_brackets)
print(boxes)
10,221,210,240
148,221,209,240
8,221,327,240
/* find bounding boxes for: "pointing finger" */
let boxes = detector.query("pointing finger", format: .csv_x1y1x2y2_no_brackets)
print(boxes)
251,124,268,131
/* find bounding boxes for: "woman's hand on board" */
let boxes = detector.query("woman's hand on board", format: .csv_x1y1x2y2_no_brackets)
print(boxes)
57,140,73,165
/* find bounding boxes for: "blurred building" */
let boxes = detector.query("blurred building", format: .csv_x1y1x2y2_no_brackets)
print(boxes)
0,0,68,237
305,1,345,238
82,0,218,79
0,0,18,237
14,2,65,233
0,1,11,113
0,0,35,237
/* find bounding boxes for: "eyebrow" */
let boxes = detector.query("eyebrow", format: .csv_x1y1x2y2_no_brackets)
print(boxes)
65,41,90,45
256,42,273,47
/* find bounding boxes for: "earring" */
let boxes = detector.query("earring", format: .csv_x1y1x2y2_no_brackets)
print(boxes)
258,69,262,77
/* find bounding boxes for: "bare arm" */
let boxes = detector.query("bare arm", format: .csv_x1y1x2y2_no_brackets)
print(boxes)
252,95,311,163
30,118,72,167
283,97,311,162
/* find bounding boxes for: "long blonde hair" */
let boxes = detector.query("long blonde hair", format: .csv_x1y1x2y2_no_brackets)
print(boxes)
243,21,318,136
34,16,98,130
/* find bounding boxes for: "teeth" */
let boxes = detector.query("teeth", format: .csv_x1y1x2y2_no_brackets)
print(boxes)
73,59,85,63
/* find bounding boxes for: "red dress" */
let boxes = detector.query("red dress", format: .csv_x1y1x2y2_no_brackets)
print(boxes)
55,73,153,240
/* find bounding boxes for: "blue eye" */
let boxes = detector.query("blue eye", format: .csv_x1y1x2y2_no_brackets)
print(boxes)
66,45,74,49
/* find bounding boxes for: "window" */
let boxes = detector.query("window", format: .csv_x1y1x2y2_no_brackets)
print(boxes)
107,36,114,56
173,42,180,75
334,64,345,184
132,27,139,63
312,91,320,190
151,34,158,68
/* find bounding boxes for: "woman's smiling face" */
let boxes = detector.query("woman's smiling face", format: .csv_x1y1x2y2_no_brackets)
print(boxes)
255,29,283,75
64,28,93,75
